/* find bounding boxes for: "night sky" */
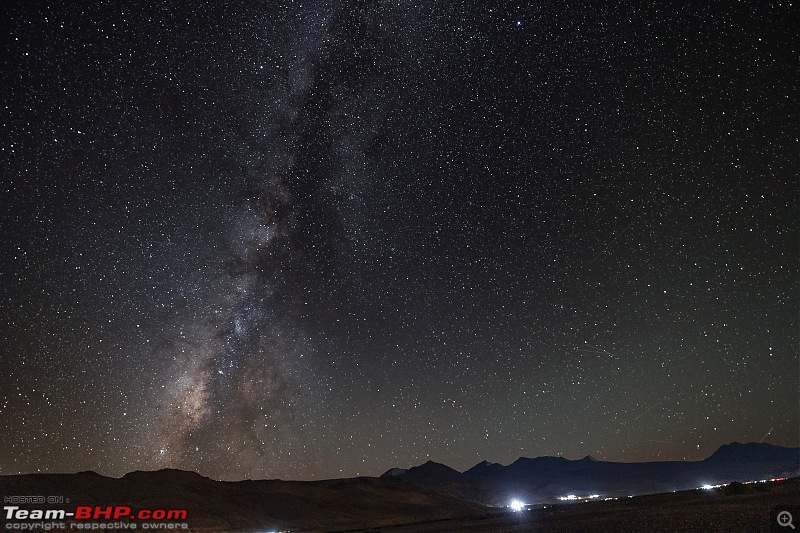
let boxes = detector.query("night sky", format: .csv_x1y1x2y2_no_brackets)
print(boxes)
1,1,797,482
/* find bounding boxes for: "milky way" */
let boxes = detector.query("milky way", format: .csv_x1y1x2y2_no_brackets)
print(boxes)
151,2,403,478
1,1,797,481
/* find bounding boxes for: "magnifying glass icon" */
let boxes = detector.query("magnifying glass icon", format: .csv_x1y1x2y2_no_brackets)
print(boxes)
778,511,795,529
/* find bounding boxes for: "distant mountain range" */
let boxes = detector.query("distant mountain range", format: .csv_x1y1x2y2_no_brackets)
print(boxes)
381,442,800,504
0,442,796,531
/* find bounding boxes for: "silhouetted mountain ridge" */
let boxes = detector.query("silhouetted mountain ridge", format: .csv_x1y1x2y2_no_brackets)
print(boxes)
464,460,503,477
382,442,800,504
402,460,462,484
706,441,798,463
0,441,796,529
122,468,212,482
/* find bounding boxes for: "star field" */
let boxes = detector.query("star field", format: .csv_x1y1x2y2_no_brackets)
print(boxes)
1,1,797,481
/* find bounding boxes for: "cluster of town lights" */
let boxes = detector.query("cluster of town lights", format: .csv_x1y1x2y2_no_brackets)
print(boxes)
557,494,600,501
515,477,788,513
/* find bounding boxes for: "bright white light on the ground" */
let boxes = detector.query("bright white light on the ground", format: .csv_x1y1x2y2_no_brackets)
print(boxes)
509,499,525,512
699,483,728,490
